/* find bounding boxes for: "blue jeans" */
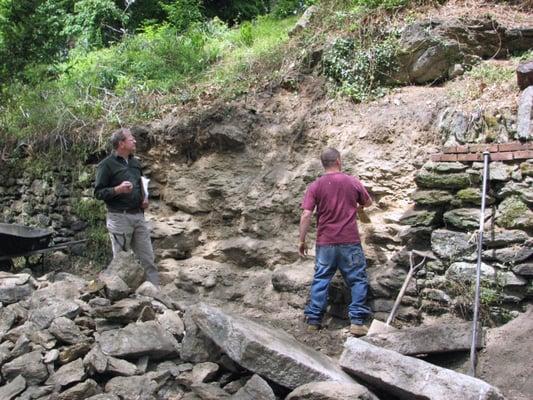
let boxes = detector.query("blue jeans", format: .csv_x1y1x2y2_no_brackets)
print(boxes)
304,243,370,325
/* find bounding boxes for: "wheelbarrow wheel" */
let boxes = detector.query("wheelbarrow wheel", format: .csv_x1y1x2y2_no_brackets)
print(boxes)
0,258,14,272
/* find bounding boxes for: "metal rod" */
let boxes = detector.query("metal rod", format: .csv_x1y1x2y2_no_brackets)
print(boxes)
470,151,490,377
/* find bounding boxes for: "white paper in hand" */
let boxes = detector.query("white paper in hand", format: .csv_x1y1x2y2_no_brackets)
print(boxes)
141,177,150,200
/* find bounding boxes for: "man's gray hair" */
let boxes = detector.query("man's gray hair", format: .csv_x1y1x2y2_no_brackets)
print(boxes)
110,128,130,149
320,147,340,168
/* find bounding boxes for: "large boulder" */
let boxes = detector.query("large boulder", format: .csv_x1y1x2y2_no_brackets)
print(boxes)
340,338,505,400
99,251,146,292
190,303,356,389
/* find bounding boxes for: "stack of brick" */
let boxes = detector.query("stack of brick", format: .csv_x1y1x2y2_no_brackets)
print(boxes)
431,141,532,162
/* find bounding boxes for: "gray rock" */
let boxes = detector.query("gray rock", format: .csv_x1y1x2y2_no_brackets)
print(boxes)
98,321,180,359
340,338,505,400
107,356,139,376
443,208,491,231
99,274,131,301
289,5,319,36
512,263,533,277
10,334,32,359
46,357,85,387
456,187,494,206
1,350,48,385
0,375,26,400
483,246,533,264
496,195,533,230
489,162,512,182
415,171,471,189
0,273,35,304
83,345,108,374
57,378,101,400
271,260,314,294
446,262,496,283
156,310,185,339
232,374,276,400
29,299,80,329
498,180,533,205
100,251,146,291
191,303,356,389
483,229,529,248
517,86,533,140
180,311,221,363
92,298,151,322
190,382,230,399
192,361,219,383
425,161,468,173
431,229,476,260
15,385,54,400
0,306,16,339
399,209,439,226
105,375,159,399
86,395,120,400
411,190,454,206
363,322,483,355
286,380,378,400
49,316,88,344
59,341,92,364
150,214,201,260
517,60,533,90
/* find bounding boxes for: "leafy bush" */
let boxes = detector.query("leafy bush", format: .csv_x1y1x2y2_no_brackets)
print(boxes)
161,0,204,33
272,0,315,18
322,34,399,102
72,197,110,265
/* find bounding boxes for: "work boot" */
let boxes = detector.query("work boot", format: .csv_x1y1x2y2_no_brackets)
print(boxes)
306,323,321,333
350,324,368,337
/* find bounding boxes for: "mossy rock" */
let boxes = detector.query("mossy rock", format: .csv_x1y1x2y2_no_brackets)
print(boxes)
415,171,471,190
496,195,533,230
520,161,533,177
411,190,454,206
443,208,491,231
456,187,494,206
423,161,468,173
399,209,439,226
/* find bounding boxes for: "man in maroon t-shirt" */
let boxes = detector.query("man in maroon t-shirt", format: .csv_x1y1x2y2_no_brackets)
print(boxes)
299,147,372,336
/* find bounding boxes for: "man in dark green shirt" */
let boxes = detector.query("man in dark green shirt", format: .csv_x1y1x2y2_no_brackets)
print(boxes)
94,128,159,286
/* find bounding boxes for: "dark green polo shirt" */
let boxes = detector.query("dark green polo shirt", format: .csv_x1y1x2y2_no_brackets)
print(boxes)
94,153,144,211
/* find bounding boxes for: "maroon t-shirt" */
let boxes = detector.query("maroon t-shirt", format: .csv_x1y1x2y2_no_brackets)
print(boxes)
301,172,371,245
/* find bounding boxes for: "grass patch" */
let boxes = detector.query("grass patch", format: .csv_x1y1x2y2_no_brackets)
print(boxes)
0,15,295,151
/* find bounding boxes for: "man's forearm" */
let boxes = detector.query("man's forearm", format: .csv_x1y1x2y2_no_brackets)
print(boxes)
299,211,313,242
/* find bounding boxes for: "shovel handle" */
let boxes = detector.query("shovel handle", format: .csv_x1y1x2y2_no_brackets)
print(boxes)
385,252,427,326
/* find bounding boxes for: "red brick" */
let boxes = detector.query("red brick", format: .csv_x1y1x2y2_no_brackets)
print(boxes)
513,150,533,160
430,154,442,162
498,142,523,152
440,154,458,161
490,152,514,161
458,153,483,162
468,144,498,153
455,145,469,153
443,146,456,154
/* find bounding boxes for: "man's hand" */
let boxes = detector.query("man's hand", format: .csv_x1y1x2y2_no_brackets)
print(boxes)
141,198,149,209
115,181,133,194
298,241,308,257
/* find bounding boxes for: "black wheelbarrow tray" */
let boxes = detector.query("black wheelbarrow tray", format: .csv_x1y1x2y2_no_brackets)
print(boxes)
0,223,53,256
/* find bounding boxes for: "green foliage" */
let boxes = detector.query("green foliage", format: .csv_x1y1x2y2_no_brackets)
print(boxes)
161,0,204,33
350,0,409,9
465,62,515,84
323,33,399,102
239,21,254,46
0,0,72,79
203,0,269,23
72,197,110,264
63,0,126,50
272,0,315,18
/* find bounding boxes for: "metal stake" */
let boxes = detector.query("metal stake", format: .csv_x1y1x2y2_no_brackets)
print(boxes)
470,150,490,377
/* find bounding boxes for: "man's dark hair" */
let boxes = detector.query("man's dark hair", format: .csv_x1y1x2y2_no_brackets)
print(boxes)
110,128,130,149
321,148,340,168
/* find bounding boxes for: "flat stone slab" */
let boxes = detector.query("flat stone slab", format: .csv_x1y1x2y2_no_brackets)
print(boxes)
363,322,484,355
340,338,505,400
191,303,356,389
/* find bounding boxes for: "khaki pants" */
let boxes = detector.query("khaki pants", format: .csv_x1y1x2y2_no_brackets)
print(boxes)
106,212,159,286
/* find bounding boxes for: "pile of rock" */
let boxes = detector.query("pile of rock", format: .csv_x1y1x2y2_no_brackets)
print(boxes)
0,250,507,400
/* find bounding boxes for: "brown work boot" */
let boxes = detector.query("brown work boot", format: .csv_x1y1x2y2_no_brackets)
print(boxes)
350,324,368,337
306,323,321,333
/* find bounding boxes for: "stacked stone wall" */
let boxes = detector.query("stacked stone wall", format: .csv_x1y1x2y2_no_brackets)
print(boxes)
400,150,532,323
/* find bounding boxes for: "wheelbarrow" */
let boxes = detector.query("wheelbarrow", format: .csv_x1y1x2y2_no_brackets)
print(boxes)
0,223,86,271
368,249,436,336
